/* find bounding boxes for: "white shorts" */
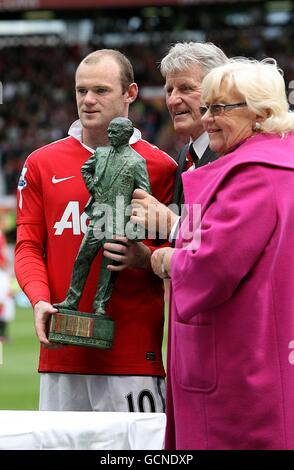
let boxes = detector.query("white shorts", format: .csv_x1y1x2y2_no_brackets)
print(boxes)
39,373,166,413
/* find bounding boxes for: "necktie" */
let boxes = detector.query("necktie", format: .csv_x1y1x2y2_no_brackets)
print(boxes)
185,143,198,171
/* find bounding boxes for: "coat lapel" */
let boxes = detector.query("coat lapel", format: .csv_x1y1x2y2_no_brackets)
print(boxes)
172,144,189,206
175,145,218,208
196,146,219,169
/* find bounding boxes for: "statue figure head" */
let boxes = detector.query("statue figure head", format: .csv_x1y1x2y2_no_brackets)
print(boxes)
108,117,134,148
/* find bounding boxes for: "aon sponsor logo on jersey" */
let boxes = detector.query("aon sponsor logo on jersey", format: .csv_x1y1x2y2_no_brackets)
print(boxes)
54,201,88,235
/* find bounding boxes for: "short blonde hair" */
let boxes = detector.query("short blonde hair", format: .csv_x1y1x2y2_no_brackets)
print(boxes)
201,57,294,135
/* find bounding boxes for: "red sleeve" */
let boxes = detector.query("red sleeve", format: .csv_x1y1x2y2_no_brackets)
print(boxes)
14,155,51,307
15,224,51,306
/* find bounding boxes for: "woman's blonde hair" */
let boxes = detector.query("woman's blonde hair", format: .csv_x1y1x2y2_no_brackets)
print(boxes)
201,57,294,135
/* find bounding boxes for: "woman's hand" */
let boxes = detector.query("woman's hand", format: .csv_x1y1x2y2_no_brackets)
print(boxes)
151,247,175,279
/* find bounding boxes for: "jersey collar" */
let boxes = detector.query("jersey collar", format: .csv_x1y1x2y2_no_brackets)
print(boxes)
190,132,210,160
68,119,142,152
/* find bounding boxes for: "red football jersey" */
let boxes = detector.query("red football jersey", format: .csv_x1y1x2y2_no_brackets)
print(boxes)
15,135,177,376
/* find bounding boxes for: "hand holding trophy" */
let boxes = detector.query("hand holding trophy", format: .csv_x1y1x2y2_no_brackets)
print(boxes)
49,117,151,349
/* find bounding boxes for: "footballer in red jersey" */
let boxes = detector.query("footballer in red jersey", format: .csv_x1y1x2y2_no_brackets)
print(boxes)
15,49,177,412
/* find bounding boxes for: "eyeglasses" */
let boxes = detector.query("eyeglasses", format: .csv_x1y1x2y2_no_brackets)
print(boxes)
199,102,247,117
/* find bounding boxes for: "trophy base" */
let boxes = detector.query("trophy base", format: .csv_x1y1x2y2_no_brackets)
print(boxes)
48,308,115,349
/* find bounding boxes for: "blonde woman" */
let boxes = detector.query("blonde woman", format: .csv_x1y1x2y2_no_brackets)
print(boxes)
151,58,294,449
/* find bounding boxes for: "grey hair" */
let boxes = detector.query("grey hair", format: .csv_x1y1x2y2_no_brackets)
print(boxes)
160,42,229,79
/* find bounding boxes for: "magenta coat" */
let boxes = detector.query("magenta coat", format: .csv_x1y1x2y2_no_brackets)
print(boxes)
166,133,294,450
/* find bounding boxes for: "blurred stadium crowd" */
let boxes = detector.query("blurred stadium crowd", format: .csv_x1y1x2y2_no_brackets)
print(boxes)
1,16,294,196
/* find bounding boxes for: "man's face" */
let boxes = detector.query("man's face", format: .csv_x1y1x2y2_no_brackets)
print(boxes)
75,57,135,139
165,63,203,142
107,123,133,147
108,125,127,147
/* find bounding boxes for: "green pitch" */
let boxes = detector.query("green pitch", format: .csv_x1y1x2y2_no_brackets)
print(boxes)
0,307,39,410
0,305,168,410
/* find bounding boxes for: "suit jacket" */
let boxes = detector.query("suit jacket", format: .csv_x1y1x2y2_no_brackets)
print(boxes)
172,143,218,209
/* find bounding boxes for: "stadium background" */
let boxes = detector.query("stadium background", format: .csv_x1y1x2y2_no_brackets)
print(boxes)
0,0,293,409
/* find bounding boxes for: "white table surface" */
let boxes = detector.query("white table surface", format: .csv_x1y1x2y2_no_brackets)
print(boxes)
0,410,166,450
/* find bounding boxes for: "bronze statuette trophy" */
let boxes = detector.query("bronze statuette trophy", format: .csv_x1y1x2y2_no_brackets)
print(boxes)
48,117,151,349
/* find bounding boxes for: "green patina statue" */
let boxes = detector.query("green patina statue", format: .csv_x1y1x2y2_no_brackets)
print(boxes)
49,117,151,349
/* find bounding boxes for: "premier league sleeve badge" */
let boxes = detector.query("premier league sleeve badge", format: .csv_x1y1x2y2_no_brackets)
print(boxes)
18,167,28,209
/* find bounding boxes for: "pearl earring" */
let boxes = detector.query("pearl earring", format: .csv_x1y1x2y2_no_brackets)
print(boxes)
253,121,262,132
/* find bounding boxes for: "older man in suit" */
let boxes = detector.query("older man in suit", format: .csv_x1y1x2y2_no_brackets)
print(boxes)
131,42,228,238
